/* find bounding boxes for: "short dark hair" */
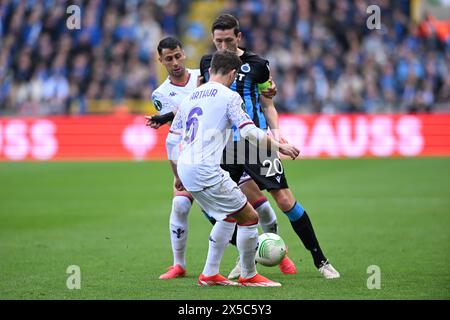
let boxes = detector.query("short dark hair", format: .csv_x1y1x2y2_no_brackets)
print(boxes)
157,37,182,55
210,50,242,76
211,14,240,36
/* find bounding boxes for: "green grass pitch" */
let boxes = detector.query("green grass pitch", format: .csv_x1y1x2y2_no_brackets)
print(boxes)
0,158,449,300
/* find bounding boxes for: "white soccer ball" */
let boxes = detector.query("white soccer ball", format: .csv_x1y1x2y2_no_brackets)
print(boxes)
255,233,287,267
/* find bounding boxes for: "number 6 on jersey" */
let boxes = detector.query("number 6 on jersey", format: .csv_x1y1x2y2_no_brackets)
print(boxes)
185,107,203,143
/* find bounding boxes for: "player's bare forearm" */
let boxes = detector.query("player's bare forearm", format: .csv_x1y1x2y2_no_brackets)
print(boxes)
263,134,299,160
241,122,299,159
260,95,281,142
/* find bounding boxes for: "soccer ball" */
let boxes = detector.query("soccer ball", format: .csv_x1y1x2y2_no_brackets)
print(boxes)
255,233,287,267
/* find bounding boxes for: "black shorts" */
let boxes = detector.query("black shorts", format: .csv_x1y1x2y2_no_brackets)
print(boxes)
220,139,289,191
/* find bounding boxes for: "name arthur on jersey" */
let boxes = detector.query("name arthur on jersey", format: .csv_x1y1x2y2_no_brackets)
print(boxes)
190,89,218,101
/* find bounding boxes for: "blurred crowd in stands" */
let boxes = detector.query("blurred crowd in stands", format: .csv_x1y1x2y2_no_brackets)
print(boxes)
0,0,188,115
224,0,450,113
0,0,449,115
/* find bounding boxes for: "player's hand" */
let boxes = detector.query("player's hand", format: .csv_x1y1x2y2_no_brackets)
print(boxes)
174,178,185,191
276,136,290,159
145,116,162,129
260,76,277,99
279,143,300,160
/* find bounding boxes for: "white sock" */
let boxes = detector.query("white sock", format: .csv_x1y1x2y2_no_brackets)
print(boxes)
169,196,191,269
237,223,259,279
202,220,236,277
255,201,278,234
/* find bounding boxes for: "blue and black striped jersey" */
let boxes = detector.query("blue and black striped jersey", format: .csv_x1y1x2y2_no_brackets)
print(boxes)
200,48,270,130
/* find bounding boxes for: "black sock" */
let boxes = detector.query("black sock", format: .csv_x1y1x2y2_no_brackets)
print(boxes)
290,211,327,268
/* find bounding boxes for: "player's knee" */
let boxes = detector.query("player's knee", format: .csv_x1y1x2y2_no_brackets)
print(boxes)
241,181,264,204
251,196,268,210
251,209,259,222
241,209,259,226
172,196,192,216
272,190,294,212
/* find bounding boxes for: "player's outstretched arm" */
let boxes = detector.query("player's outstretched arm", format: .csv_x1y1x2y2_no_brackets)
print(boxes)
240,124,299,160
226,92,299,159
145,112,176,129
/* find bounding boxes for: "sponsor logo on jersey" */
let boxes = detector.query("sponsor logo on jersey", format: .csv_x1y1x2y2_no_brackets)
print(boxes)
237,73,245,81
169,92,176,97
241,63,251,73
154,99,163,111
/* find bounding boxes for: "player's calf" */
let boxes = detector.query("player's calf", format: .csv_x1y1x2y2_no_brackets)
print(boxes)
169,196,192,269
